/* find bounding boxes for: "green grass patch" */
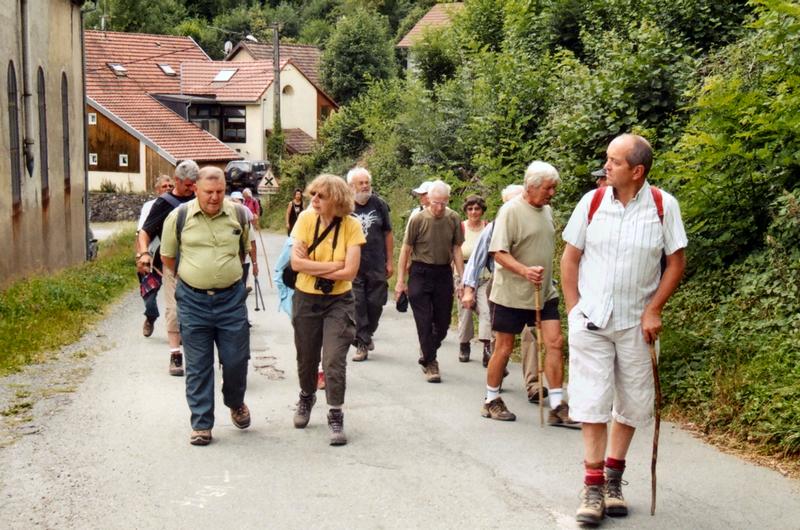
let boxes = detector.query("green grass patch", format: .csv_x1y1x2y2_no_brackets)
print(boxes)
0,229,137,375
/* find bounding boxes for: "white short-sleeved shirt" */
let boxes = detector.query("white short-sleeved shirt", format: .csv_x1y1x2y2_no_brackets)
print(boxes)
562,182,688,330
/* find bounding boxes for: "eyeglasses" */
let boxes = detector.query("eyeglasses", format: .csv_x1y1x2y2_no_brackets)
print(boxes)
430,200,448,207
310,191,327,200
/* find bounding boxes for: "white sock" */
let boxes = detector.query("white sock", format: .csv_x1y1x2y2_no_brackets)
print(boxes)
549,388,563,409
485,385,500,403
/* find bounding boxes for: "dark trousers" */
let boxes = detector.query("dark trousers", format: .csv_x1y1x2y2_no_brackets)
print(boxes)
408,262,454,365
175,280,250,430
292,290,356,407
352,269,388,347
138,272,160,321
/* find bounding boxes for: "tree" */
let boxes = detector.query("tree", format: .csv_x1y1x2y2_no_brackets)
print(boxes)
320,8,397,104
84,0,187,35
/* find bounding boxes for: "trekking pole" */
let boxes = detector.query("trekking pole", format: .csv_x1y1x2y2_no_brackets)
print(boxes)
256,228,273,288
535,285,544,427
254,277,261,311
649,341,662,515
256,276,266,310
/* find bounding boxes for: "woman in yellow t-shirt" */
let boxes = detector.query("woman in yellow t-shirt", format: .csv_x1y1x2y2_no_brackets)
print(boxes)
289,174,365,446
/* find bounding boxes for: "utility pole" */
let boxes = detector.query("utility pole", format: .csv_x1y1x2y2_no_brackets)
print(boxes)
271,23,283,178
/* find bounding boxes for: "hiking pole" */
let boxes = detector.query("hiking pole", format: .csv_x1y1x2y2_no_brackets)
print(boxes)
535,285,544,427
253,277,261,311
256,228,273,288
649,341,662,516
255,276,266,311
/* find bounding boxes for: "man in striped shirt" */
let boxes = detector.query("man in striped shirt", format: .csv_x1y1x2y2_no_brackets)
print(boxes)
561,134,687,525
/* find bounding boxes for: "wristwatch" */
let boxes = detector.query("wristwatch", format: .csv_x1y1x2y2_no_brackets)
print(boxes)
136,251,151,260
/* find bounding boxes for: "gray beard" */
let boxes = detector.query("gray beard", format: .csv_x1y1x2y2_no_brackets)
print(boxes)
355,191,371,205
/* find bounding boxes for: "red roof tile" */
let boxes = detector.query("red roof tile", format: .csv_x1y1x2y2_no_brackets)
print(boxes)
397,3,464,48
180,61,280,103
84,30,240,163
228,42,322,87
283,128,317,154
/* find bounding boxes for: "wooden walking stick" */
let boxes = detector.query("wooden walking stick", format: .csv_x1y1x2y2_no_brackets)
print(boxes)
535,285,544,427
649,341,662,515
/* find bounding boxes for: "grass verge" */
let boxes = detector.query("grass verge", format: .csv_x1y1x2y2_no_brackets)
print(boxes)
0,229,137,376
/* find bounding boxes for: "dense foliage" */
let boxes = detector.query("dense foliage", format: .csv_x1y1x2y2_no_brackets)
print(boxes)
85,0,799,458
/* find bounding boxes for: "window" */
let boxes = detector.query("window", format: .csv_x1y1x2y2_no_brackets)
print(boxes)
222,106,246,142
282,85,294,96
89,153,98,165
119,154,128,167
61,73,70,187
88,112,97,125
37,67,49,198
189,105,246,143
158,64,176,76
107,63,127,76
8,61,21,208
212,69,237,82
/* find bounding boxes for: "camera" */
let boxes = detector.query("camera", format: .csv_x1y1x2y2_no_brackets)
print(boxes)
314,277,335,294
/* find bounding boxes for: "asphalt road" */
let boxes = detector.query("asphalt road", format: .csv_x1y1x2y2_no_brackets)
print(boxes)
0,230,798,529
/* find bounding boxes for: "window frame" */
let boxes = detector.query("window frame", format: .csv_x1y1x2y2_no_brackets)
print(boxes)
37,67,49,199
8,61,22,209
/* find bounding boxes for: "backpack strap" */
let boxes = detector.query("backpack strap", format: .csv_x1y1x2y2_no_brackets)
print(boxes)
174,203,188,271
650,186,664,224
587,186,607,224
161,192,182,209
234,203,249,261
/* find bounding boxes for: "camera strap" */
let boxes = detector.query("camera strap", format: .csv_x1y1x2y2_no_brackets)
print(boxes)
310,216,341,259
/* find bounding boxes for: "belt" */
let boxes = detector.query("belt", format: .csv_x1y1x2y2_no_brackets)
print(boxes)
181,280,239,296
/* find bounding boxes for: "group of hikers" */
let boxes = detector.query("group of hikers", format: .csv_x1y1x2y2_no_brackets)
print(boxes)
133,132,687,526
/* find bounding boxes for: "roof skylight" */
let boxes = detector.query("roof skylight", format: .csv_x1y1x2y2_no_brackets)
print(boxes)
107,63,127,76
158,64,177,76
213,69,237,82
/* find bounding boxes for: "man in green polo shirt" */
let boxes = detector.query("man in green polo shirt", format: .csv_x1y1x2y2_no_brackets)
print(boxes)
160,167,252,446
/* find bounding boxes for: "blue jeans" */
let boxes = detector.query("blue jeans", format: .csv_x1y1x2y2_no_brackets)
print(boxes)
175,280,250,430
138,272,160,321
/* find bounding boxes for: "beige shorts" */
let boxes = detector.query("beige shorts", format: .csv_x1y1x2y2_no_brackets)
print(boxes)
566,307,657,428
162,267,179,335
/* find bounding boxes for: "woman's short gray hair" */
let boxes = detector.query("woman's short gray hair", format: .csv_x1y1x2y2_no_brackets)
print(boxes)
501,184,524,202
523,161,560,189
175,159,200,181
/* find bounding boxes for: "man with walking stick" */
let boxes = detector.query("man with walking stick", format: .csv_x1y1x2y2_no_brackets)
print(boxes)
561,134,687,525
481,161,576,425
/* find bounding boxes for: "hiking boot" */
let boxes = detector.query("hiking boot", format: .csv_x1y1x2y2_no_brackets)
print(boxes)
604,471,628,516
548,401,581,429
481,397,516,421
367,339,375,351
189,429,212,446
143,318,155,337
327,409,347,446
576,485,605,525
528,386,549,404
352,344,368,362
293,393,316,428
459,342,471,362
169,352,184,377
481,341,491,367
425,360,441,383
317,371,326,390
230,403,251,429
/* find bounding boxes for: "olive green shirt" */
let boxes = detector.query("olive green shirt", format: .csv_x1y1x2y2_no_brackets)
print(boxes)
488,196,558,309
160,199,248,289
403,208,464,265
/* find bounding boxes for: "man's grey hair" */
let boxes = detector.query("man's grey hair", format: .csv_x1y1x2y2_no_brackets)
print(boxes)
619,133,653,177
428,179,451,198
524,161,560,189
501,184,524,202
175,159,200,181
346,166,372,184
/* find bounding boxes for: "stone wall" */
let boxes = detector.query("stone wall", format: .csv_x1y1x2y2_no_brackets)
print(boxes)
89,192,155,222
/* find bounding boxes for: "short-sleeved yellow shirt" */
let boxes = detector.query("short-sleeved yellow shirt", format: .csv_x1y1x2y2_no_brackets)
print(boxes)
290,210,366,295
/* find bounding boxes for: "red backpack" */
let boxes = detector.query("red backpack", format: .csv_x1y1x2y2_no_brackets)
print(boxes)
587,185,663,224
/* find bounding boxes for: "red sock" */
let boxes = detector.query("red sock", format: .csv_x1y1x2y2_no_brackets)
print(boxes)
584,462,604,486
605,457,626,472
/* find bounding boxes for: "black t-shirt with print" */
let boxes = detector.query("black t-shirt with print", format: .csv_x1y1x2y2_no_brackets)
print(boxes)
352,194,392,275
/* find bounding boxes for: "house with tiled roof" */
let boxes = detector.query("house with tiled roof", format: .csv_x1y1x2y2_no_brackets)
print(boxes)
84,30,241,192
224,41,337,153
397,3,464,70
